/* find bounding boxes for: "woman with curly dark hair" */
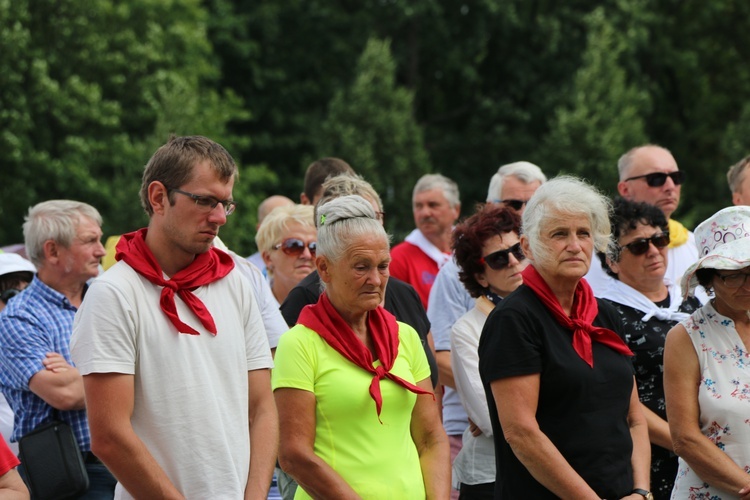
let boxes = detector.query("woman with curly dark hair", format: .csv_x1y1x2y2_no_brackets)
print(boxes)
449,203,526,499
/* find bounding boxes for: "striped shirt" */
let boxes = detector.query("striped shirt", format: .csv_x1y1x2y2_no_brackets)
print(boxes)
0,276,90,449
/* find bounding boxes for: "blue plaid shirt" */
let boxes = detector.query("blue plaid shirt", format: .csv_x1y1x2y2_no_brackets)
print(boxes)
0,276,90,450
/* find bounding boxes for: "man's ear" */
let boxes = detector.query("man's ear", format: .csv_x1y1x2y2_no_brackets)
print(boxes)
617,180,629,198
42,239,60,264
149,181,170,215
520,235,533,262
300,192,311,205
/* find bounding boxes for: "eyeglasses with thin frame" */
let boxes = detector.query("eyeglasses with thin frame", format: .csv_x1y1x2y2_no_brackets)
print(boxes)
497,199,529,211
273,238,317,257
620,232,670,256
168,188,237,216
623,171,685,187
478,242,525,270
715,271,750,289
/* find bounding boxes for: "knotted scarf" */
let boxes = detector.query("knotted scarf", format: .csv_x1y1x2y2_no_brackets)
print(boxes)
521,265,633,368
116,228,235,335
298,293,432,420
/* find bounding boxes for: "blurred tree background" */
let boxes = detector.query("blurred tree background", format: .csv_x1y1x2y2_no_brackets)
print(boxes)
2,0,749,254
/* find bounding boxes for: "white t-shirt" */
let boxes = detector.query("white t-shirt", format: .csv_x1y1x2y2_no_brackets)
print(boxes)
71,261,273,499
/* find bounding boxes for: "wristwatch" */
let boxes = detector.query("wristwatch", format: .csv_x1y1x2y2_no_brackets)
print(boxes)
631,488,654,500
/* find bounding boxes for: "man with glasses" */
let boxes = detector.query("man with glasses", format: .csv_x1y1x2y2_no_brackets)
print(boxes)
586,144,704,302
0,200,115,496
71,136,277,498
426,161,546,499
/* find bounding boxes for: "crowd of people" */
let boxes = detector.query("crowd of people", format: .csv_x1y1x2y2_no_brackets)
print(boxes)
0,135,748,499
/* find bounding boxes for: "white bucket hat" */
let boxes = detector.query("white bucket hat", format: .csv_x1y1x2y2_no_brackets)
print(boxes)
0,252,36,277
681,206,750,298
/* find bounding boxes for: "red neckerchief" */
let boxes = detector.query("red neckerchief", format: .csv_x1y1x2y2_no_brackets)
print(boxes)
298,293,432,420
521,265,633,367
116,228,235,335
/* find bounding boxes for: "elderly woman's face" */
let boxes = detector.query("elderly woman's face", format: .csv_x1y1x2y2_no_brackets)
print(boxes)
527,212,593,282
608,223,668,291
264,221,317,289
711,265,750,313
476,232,527,298
320,233,390,317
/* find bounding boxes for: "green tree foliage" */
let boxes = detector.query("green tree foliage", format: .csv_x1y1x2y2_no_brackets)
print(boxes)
543,6,651,194
312,38,432,234
0,0,261,253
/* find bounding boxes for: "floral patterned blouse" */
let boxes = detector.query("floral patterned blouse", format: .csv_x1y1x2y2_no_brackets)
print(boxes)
672,301,750,499
605,294,699,500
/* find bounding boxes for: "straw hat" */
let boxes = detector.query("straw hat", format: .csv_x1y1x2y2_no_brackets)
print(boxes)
682,206,750,297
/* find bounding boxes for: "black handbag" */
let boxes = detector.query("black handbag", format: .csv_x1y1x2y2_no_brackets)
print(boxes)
18,419,89,500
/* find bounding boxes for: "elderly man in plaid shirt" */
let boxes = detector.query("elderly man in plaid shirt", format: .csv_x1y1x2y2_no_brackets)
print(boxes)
0,200,115,498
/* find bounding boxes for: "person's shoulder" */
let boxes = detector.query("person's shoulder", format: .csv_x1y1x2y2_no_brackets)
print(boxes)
386,276,419,298
390,241,418,258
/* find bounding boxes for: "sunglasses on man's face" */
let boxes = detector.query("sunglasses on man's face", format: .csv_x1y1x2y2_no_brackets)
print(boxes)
623,171,685,187
620,233,670,256
273,238,317,257
499,199,528,211
478,242,525,270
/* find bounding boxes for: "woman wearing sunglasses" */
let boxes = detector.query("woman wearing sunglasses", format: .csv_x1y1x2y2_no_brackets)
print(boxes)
449,204,526,499
599,198,700,499
478,177,651,500
256,204,317,305
664,206,750,499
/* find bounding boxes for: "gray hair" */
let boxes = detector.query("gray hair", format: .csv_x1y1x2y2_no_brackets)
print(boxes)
617,144,672,180
316,195,390,264
413,174,460,208
728,155,750,193
314,174,384,225
23,200,103,267
522,176,611,265
486,161,547,202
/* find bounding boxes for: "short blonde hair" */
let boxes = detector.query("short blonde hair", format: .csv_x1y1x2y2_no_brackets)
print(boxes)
255,204,315,254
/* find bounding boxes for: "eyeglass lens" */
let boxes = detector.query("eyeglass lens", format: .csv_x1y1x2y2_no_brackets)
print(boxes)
718,272,750,289
501,199,526,211
627,171,685,187
623,233,670,256
278,238,316,257
481,242,525,270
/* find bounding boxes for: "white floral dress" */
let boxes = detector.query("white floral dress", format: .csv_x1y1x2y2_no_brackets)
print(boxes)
672,302,750,499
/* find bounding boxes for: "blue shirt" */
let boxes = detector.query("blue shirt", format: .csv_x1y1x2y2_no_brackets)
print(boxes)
0,276,90,449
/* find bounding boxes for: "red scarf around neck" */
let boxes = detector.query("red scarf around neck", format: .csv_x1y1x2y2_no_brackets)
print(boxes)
116,228,235,335
521,265,633,367
298,293,432,420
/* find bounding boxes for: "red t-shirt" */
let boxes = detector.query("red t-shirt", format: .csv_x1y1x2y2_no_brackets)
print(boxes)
0,435,19,476
389,242,444,310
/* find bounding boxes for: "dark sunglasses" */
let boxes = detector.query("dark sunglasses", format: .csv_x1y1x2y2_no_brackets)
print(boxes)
623,171,685,187
499,199,529,211
0,288,22,305
273,238,316,257
621,232,670,256
479,242,525,270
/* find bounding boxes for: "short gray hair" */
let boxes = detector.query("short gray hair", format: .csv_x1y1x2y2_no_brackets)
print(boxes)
23,200,103,267
486,161,547,202
413,174,460,208
727,155,750,193
522,176,611,265
316,195,390,264
617,144,672,180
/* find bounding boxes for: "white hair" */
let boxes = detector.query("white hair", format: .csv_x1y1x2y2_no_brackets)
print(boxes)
486,161,547,202
316,195,390,264
23,200,102,267
413,174,460,208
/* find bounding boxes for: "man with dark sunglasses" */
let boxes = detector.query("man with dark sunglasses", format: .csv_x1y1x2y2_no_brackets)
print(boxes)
586,144,705,303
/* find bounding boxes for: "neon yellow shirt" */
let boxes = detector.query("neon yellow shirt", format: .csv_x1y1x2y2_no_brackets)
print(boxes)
273,321,431,499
